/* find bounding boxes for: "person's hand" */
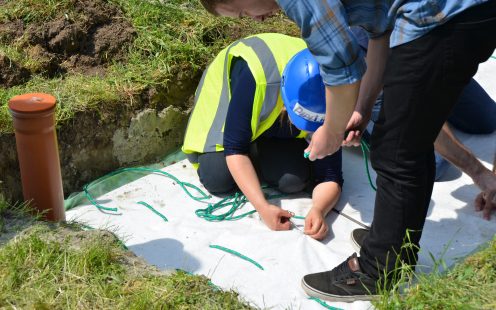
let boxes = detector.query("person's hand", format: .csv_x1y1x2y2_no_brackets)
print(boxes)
475,190,496,220
474,169,496,220
304,207,329,240
473,168,496,220
305,125,343,161
258,204,293,230
343,110,369,147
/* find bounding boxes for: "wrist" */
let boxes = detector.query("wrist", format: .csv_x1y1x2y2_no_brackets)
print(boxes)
323,120,346,135
254,200,271,213
467,157,488,180
356,102,372,121
309,205,326,217
472,166,495,191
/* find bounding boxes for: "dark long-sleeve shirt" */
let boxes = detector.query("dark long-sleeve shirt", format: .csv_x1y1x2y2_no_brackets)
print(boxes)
223,58,343,186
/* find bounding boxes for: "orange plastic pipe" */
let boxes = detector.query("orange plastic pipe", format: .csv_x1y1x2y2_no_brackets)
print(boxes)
8,93,65,221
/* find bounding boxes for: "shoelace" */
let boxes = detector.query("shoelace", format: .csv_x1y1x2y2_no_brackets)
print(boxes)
331,255,358,282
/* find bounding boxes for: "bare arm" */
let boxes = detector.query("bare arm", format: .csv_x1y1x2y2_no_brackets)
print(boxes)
312,182,341,217
434,123,496,219
226,154,268,209
344,32,390,146
304,182,341,240
226,154,292,230
306,82,360,160
434,123,495,191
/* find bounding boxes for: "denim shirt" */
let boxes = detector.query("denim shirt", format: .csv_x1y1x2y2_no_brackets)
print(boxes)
276,0,488,86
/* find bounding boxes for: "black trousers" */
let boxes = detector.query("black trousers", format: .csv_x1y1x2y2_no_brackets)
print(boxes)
197,137,310,194
359,1,496,279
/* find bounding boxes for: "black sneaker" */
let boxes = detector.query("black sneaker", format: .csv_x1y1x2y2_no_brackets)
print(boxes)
351,228,369,251
301,253,378,302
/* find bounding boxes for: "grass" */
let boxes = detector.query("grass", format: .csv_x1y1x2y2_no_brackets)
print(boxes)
0,222,253,309
0,197,35,238
0,0,299,134
3,195,495,309
3,1,494,308
2,195,496,309
0,198,252,308
374,237,496,309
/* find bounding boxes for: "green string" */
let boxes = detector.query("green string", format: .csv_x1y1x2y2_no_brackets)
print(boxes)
195,192,285,222
137,201,168,222
111,167,210,201
309,297,343,310
79,139,376,222
83,183,119,213
209,244,264,270
360,140,377,191
79,167,211,213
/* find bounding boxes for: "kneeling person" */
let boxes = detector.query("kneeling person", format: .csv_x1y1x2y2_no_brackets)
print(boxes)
183,34,342,240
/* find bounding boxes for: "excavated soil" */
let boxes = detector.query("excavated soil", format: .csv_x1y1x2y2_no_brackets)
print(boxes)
0,0,136,80
0,54,30,87
0,0,198,202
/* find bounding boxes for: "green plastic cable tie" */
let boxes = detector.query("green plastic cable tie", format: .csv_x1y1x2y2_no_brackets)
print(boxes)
292,215,306,220
209,244,264,270
491,55,496,60
309,297,343,310
137,201,168,222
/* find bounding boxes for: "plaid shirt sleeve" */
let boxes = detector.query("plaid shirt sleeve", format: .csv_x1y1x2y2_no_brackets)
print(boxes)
277,0,367,86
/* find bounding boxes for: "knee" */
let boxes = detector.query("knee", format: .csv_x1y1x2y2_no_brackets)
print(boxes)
200,174,236,194
452,119,496,134
198,166,236,194
473,121,496,134
277,173,307,194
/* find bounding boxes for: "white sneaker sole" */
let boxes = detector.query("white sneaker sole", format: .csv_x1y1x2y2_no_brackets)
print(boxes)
351,230,362,252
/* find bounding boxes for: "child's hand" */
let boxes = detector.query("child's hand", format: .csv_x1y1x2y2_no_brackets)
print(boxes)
259,204,293,231
304,208,328,240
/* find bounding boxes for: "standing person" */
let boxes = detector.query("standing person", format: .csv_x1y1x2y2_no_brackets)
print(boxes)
199,0,496,302
183,33,343,240
351,25,496,213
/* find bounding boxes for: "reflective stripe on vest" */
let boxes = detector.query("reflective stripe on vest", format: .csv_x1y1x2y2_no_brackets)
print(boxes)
204,40,242,153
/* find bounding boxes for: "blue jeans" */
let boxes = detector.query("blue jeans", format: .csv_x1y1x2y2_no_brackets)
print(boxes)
366,78,496,180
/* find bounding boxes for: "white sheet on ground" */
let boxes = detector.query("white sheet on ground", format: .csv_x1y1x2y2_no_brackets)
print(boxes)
66,54,496,310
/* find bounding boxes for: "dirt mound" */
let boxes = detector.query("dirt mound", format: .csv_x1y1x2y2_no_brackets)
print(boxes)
0,0,136,82
0,54,30,87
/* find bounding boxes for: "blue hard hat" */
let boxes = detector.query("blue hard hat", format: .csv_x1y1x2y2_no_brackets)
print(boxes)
281,48,326,132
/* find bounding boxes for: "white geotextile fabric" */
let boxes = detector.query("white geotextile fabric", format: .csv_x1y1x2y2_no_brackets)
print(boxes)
66,54,496,310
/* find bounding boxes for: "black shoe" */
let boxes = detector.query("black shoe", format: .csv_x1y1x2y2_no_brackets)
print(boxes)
301,253,378,302
351,228,369,251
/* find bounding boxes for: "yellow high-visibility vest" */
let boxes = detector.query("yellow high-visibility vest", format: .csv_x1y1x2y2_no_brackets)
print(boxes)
182,33,307,167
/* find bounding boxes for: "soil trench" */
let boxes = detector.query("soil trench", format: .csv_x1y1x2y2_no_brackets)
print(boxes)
0,0,199,202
